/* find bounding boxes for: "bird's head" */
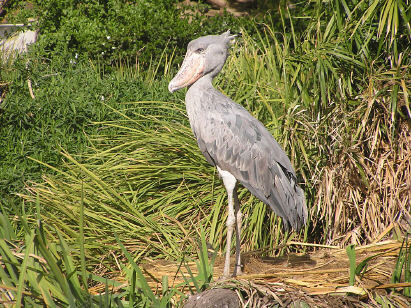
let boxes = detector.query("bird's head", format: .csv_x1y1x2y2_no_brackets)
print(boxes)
168,30,238,93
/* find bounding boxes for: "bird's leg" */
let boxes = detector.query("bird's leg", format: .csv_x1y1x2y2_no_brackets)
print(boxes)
224,186,235,278
217,167,237,278
233,188,243,276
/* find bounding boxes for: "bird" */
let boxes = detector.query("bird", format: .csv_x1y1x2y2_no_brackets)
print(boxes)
168,30,308,278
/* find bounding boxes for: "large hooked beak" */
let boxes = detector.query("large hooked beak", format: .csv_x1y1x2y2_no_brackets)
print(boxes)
168,51,205,93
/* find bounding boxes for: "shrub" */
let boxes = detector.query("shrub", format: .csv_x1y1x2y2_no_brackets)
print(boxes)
31,0,252,68
0,54,174,209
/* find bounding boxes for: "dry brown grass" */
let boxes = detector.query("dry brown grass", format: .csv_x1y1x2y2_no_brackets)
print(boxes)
312,87,411,246
88,239,410,307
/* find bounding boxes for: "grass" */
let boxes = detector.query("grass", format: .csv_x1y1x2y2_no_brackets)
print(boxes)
0,207,216,307
20,100,234,265
392,234,411,296
12,20,409,296
0,53,174,211
2,211,409,307
1,0,410,306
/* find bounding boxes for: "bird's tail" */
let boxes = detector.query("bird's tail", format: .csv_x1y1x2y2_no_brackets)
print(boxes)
293,184,308,231
275,163,308,231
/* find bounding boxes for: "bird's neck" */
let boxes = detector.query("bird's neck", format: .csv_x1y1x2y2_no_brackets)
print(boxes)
185,74,219,129
188,74,215,93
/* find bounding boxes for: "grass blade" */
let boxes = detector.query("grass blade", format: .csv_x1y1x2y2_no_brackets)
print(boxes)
15,230,35,307
346,245,356,286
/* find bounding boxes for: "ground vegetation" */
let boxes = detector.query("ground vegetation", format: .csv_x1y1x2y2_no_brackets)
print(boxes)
0,0,409,306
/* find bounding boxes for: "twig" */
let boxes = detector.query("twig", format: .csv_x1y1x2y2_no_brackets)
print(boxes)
372,223,395,243
287,241,340,249
237,268,349,280
375,282,411,289
27,78,35,99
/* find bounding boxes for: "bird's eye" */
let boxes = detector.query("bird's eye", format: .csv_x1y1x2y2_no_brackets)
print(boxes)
196,48,205,53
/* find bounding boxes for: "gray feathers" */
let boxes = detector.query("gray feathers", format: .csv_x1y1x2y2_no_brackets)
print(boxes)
186,84,307,230
170,31,308,232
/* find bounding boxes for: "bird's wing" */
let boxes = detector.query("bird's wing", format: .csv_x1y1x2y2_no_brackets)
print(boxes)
193,92,307,230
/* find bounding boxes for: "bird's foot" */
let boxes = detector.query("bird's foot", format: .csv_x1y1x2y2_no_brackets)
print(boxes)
217,274,231,281
217,270,242,281
233,265,243,277
219,268,231,280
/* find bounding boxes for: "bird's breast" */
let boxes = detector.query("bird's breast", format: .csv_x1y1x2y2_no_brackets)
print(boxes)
185,88,215,135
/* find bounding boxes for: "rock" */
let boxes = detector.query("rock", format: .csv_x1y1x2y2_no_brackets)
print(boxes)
0,25,38,61
183,288,240,308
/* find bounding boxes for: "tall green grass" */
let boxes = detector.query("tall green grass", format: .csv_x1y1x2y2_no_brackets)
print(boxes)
1,4,409,305
18,0,410,265
0,208,216,306
0,53,174,211
21,99,296,267
0,4,409,308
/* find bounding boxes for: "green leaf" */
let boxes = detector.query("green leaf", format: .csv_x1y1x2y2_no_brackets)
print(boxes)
114,233,159,305
15,230,35,307
346,244,356,286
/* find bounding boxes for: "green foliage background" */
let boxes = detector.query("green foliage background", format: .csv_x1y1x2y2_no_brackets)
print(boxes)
0,0,256,208
31,0,252,66
0,0,410,306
